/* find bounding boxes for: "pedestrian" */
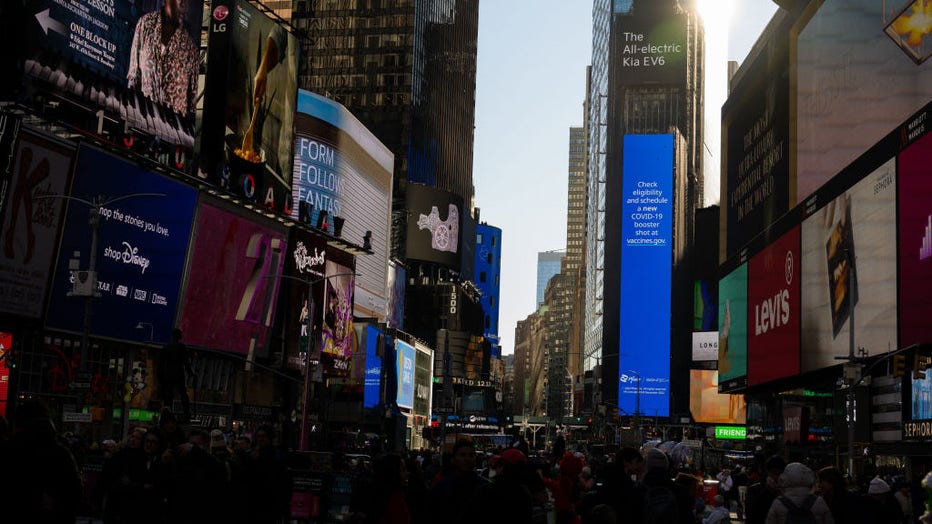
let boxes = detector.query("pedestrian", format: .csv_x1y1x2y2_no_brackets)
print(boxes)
580,446,645,524
893,481,914,524
157,328,193,422
363,454,411,524
764,462,833,524
100,427,147,523
746,455,786,524
641,448,680,524
427,438,488,523
816,466,866,524
862,476,904,524
703,495,731,524
0,399,83,523
463,448,534,524
169,428,227,524
246,425,291,524
139,429,171,523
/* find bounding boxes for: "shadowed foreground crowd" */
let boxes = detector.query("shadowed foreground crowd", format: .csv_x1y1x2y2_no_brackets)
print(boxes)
0,401,926,524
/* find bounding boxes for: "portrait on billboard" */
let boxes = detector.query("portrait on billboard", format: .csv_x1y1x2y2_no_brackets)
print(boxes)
801,159,897,372
0,130,73,319
19,0,203,153
898,131,932,347
718,264,748,390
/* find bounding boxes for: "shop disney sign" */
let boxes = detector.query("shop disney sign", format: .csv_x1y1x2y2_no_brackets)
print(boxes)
104,241,151,274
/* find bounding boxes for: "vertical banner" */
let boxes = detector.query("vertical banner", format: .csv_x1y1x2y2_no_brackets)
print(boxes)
319,260,356,376
618,134,674,417
0,130,73,318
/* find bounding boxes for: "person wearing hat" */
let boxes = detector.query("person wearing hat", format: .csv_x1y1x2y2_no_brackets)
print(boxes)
765,462,834,524
746,455,787,524
463,447,534,523
862,475,904,524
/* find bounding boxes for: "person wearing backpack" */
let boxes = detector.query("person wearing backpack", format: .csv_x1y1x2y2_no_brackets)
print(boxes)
641,448,684,524
765,462,834,524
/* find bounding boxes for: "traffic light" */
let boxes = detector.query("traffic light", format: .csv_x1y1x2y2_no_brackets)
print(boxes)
893,354,907,377
915,352,932,380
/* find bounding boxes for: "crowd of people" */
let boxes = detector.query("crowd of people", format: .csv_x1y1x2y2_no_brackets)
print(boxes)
1,401,930,524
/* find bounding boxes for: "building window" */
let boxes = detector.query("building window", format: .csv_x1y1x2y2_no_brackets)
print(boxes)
480,272,486,283
490,296,495,307
477,233,482,244
491,236,496,247
487,253,492,264
485,316,490,329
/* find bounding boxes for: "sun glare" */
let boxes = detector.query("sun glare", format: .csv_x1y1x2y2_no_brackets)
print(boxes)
697,0,735,32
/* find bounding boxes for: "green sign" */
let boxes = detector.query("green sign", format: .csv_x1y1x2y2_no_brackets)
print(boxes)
715,426,746,439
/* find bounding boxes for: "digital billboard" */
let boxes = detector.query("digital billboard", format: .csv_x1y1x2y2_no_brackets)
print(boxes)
0,130,74,318
793,0,932,204
294,90,393,320
362,324,382,409
692,332,718,362
18,0,203,163
386,262,405,330
747,226,800,386
618,134,673,417
721,28,791,262
690,369,746,424
898,131,932,347
613,12,687,85
414,345,432,417
718,264,748,392
0,332,11,417
405,184,464,269
178,203,286,354
319,259,356,376
280,228,330,371
396,340,415,410
46,146,197,344
800,158,897,372
199,0,298,215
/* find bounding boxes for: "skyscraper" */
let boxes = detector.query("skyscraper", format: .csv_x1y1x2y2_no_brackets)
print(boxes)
536,251,564,306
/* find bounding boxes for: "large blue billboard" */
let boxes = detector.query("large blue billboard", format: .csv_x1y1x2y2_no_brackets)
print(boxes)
363,325,383,409
46,146,197,344
396,339,416,410
619,134,674,417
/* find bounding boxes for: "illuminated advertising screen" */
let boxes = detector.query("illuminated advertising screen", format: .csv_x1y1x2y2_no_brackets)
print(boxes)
405,184,464,269
747,226,800,386
722,29,790,261
613,12,687,85
693,280,717,332
200,0,298,215
363,324,382,409
414,346,432,416
794,0,932,204
0,332,10,417
898,131,932,346
319,259,356,376
800,159,897,372
690,370,746,424
19,0,203,161
692,332,718,362
294,90,393,319
46,146,196,344
280,229,329,371
618,134,673,417
386,262,405,330
396,340,415,410
0,130,74,318
178,203,286,354
718,264,748,392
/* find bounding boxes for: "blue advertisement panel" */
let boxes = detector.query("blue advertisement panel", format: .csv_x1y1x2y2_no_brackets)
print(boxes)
618,134,673,418
396,340,415,410
363,325,382,409
46,146,197,344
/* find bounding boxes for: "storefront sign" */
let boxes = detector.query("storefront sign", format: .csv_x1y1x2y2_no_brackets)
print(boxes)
715,426,746,440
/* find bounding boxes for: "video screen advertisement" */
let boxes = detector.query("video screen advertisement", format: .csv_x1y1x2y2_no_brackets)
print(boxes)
906,372,932,440
396,339,415,410
46,146,197,344
612,12,687,86
294,90,393,320
718,263,748,392
689,370,746,424
319,259,356,376
18,0,203,164
800,158,897,372
618,134,674,417
200,0,298,216
747,226,800,386
898,131,932,347
362,324,383,409
280,228,329,371
178,202,286,355
0,130,74,318
405,184,464,270
793,0,932,205
721,28,791,262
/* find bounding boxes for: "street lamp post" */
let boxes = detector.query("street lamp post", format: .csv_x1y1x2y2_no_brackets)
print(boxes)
267,271,356,451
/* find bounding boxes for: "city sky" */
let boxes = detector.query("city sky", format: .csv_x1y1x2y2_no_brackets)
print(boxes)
472,0,779,356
